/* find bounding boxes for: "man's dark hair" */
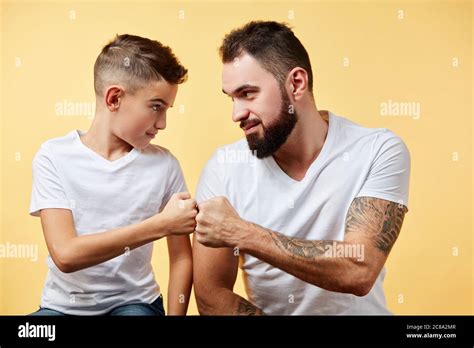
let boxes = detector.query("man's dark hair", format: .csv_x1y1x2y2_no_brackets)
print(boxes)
219,21,313,92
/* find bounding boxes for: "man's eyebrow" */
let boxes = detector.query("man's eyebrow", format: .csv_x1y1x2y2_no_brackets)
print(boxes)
149,98,172,107
222,84,259,96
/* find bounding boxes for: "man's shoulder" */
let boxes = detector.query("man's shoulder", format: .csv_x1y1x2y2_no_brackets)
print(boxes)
333,113,406,148
332,113,410,170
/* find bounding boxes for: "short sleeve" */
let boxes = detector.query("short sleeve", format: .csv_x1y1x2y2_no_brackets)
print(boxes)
195,149,226,204
159,151,188,211
29,146,71,217
356,131,411,210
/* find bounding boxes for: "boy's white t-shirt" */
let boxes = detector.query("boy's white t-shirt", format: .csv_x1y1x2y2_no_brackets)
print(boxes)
196,111,410,315
29,130,187,315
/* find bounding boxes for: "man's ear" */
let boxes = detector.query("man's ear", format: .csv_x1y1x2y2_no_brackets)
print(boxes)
104,86,124,112
286,67,309,102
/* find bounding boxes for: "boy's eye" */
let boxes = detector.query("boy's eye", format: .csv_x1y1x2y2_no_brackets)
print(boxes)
152,104,163,112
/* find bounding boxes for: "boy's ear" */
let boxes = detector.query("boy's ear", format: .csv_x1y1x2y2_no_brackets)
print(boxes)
104,86,124,112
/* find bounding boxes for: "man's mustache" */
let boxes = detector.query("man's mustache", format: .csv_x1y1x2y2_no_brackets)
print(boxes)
240,118,261,131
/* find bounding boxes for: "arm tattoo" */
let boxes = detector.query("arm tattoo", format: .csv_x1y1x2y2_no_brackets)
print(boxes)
264,197,406,260
266,226,334,259
236,298,266,316
345,197,407,254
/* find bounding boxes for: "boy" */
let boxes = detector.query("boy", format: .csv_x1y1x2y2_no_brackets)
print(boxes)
29,34,196,315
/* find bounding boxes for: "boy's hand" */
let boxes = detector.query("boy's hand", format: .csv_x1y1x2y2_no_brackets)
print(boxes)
158,192,198,236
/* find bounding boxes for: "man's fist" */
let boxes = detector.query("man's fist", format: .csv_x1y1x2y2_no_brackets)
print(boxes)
195,196,247,248
159,192,197,236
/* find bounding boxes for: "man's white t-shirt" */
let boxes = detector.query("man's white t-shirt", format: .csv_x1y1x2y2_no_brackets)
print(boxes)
196,111,410,315
29,130,186,315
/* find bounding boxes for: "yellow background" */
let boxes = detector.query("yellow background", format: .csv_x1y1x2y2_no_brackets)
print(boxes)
1,0,472,315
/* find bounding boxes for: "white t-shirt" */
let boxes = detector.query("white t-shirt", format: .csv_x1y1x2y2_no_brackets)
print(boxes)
29,130,186,315
196,111,410,315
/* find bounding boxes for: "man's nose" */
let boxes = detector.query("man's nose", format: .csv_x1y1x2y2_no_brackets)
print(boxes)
232,102,250,123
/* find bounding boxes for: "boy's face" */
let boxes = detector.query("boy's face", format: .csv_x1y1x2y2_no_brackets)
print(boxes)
112,80,178,150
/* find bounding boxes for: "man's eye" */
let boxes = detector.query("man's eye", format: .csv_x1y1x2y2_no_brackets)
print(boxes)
243,91,255,98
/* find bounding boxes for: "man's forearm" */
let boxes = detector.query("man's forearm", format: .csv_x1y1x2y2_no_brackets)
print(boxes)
235,295,266,315
238,222,369,295
198,287,265,315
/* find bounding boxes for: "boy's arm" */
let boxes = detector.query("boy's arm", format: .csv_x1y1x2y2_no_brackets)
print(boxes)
166,235,192,315
40,192,197,273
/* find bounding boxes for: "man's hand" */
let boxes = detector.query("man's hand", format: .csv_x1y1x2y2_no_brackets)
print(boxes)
195,196,247,248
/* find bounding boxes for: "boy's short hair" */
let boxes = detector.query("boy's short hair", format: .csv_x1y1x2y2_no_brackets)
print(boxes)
94,34,188,96
219,21,313,92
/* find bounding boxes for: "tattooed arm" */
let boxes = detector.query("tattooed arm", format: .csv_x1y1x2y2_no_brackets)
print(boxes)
195,196,407,297
245,197,407,296
192,232,265,315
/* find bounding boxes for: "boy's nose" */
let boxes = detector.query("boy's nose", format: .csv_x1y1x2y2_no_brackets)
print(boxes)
155,115,166,130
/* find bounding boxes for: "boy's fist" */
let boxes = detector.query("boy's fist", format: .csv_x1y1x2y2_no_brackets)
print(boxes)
159,192,197,236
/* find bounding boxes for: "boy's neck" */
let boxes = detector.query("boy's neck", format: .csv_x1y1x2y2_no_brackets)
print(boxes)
80,114,134,161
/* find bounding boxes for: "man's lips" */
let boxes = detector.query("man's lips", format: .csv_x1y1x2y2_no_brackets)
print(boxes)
240,121,261,132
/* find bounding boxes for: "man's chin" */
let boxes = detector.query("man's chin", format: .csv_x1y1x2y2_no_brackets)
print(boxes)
246,139,274,159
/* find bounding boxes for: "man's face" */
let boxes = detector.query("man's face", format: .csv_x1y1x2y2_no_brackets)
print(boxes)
222,53,297,158
112,80,178,150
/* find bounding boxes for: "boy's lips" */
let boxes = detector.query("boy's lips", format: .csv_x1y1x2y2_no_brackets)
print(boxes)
146,132,157,139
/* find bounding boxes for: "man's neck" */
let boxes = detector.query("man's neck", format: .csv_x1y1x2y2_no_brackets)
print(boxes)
272,108,329,181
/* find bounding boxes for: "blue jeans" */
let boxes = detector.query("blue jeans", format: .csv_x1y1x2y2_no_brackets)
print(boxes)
30,295,165,316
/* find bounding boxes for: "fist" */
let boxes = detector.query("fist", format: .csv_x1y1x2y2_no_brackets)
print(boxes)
159,192,197,236
195,196,246,248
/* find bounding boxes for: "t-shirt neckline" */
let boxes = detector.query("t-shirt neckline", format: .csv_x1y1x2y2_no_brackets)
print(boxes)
263,111,337,185
73,130,140,167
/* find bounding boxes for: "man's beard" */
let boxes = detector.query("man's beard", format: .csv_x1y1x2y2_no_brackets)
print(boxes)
244,90,298,159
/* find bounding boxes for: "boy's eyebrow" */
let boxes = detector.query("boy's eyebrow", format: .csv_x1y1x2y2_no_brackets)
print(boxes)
222,84,259,96
149,98,172,107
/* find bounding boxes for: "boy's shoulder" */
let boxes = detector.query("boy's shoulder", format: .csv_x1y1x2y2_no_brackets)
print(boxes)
38,131,175,158
140,143,183,170
35,131,182,171
35,130,78,159
41,130,77,148
142,143,175,161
